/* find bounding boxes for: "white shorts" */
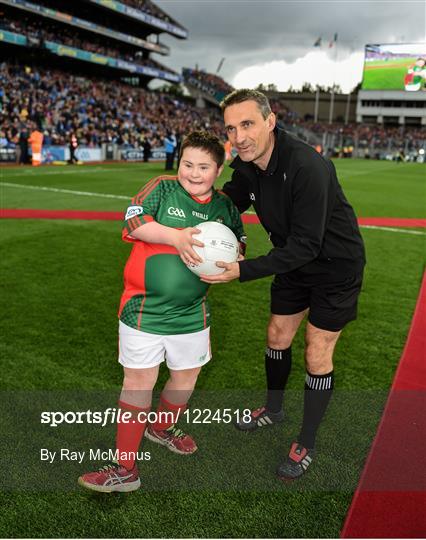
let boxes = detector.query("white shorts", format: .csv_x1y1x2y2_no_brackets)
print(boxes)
118,321,211,371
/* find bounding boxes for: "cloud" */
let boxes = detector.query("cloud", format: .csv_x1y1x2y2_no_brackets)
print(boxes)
156,1,426,91
232,50,365,92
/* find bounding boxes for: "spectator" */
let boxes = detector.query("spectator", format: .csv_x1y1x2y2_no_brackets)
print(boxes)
142,136,152,162
69,131,78,164
18,126,30,165
174,131,182,168
28,124,44,166
0,130,8,147
164,130,176,170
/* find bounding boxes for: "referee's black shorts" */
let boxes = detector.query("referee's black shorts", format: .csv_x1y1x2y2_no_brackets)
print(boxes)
270,270,364,332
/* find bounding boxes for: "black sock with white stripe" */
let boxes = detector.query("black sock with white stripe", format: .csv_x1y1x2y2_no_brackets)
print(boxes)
298,370,334,449
265,346,292,414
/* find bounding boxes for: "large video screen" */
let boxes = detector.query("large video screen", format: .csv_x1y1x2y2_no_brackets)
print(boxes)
362,43,426,91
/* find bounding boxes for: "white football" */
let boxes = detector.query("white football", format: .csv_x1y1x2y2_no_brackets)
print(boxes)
187,221,239,276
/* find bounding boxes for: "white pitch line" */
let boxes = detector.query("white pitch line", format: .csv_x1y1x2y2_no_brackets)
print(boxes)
359,225,426,236
244,211,425,236
339,165,399,178
1,167,138,177
1,182,425,236
1,182,129,200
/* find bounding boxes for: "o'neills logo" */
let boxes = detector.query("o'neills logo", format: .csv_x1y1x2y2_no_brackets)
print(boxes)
125,205,143,220
192,210,208,220
168,207,186,218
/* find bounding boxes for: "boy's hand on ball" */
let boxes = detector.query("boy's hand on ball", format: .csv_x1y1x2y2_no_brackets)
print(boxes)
200,261,240,284
174,227,204,265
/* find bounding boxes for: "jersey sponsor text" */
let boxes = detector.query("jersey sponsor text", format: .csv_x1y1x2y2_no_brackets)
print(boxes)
192,210,209,220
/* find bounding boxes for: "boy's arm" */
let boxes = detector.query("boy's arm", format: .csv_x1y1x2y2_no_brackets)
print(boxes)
129,222,203,266
123,178,203,265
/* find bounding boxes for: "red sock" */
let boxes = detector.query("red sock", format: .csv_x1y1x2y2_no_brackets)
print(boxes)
116,400,150,470
150,394,186,431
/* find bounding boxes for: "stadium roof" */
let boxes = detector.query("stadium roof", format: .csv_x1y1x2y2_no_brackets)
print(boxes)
85,0,188,39
0,0,171,55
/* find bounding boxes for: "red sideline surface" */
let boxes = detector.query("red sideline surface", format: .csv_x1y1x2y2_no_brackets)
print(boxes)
0,208,123,221
341,271,426,538
358,217,426,228
1,209,426,228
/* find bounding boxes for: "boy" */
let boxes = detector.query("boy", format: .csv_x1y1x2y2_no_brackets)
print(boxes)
78,131,245,492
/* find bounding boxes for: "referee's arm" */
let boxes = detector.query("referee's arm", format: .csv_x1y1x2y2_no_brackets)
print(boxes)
239,162,333,282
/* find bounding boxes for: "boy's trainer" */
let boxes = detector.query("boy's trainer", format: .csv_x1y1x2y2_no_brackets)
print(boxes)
145,424,197,454
78,461,141,493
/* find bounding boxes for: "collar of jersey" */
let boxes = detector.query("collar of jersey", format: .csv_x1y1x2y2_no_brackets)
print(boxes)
191,194,212,204
178,181,214,204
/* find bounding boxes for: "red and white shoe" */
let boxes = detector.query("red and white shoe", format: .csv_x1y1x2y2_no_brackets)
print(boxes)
235,405,284,431
78,461,141,493
145,424,197,455
276,442,315,480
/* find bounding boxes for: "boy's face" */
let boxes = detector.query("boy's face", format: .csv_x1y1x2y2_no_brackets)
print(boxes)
178,147,223,201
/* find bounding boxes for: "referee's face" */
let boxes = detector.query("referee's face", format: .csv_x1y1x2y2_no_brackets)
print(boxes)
224,100,275,169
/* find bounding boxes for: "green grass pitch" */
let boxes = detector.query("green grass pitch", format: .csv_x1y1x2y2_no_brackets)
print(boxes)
0,160,425,537
362,57,417,90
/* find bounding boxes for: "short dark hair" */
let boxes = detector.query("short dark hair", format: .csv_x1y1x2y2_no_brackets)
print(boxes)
220,89,272,120
180,131,225,167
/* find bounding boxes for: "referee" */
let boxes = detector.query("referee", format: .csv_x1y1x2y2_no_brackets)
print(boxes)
200,89,366,480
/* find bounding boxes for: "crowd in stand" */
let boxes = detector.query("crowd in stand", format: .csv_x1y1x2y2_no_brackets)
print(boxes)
118,0,180,26
1,17,175,75
302,122,425,151
11,0,179,29
270,99,299,125
0,64,223,153
183,68,233,98
270,98,424,152
0,61,424,160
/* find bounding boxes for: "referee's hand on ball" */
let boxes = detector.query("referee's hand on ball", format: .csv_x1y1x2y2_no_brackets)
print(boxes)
200,260,241,284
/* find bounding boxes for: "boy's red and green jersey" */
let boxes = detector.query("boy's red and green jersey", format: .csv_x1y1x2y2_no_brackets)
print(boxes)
119,175,245,335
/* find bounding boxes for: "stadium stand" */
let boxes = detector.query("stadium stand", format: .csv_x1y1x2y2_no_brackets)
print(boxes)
305,122,424,150
21,0,187,38
0,15,177,76
0,0,184,82
111,0,182,26
0,0,221,162
0,63,223,156
182,67,234,104
270,98,425,159
1,58,423,163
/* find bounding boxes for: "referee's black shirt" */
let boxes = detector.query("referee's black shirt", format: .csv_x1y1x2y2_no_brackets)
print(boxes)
222,128,366,282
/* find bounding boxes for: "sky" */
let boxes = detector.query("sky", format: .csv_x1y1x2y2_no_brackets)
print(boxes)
155,0,426,93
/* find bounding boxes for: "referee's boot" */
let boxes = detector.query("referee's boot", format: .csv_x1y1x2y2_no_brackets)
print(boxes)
276,441,315,480
235,405,284,432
